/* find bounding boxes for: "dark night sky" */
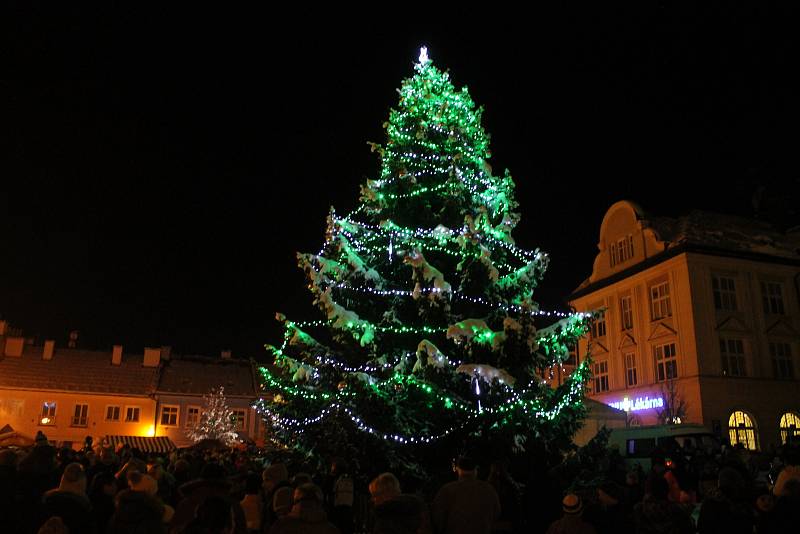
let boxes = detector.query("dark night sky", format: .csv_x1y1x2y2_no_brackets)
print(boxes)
1,6,797,359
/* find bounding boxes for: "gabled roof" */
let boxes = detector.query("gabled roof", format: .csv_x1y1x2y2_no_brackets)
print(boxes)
156,356,257,397
0,345,159,395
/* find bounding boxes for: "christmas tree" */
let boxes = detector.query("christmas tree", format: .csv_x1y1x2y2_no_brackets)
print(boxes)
257,48,595,480
186,386,240,445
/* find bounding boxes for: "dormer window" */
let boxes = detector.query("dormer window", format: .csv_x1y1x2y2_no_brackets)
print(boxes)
610,235,634,267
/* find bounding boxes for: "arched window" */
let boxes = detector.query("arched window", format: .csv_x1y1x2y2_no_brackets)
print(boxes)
728,411,758,450
779,412,800,445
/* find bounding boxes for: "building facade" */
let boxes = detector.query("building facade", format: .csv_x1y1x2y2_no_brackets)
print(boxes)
568,201,800,450
0,321,262,449
154,354,261,448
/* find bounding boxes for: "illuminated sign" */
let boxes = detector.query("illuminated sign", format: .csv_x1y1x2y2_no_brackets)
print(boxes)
608,395,664,412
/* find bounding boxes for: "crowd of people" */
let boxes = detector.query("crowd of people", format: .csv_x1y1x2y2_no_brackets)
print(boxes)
0,429,798,534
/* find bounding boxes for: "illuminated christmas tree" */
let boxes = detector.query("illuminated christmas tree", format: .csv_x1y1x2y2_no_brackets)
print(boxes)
187,386,240,445
257,48,595,479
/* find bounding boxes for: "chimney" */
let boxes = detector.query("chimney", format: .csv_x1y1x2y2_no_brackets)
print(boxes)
68,330,79,349
221,349,232,360
0,320,7,336
4,337,25,357
43,340,55,360
143,347,161,367
112,345,123,366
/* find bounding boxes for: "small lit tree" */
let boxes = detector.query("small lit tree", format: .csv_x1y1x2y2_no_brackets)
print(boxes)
656,380,688,425
186,386,240,445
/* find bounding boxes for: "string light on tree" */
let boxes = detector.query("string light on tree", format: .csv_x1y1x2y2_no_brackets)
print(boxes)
257,46,597,480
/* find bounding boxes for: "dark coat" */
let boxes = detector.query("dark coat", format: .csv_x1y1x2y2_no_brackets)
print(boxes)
633,496,693,534
108,489,167,534
372,494,429,534
268,500,340,534
432,478,501,534
41,489,96,534
171,478,247,534
696,491,753,534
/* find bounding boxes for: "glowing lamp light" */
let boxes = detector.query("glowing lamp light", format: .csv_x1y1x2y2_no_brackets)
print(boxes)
143,425,156,437
40,417,51,425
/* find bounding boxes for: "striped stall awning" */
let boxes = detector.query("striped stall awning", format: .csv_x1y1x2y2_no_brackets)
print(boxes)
106,435,176,453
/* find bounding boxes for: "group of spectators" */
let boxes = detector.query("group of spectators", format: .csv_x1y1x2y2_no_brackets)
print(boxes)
0,429,798,534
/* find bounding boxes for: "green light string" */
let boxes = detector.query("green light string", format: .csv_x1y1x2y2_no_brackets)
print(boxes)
257,358,591,444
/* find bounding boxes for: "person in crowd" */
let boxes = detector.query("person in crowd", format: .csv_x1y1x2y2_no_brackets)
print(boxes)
262,462,291,528
368,471,429,534
240,472,263,534
88,471,118,533
486,461,519,532
545,493,597,534
149,459,177,504
37,516,70,534
269,482,340,534
171,462,246,534
431,456,501,534
696,466,753,534
324,458,354,534
761,478,800,534
182,495,236,534
633,475,693,534
41,461,95,534
0,449,19,533
773,447,800,497
584,481,630,534
108,486,168,534
273,485,293,520
128,470,175,524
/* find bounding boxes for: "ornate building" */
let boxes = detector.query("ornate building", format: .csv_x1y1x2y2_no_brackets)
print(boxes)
568,201,800,449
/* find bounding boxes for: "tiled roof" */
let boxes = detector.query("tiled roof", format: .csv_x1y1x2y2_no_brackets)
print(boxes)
156,357,256,397
0,345,159,395
647,210,800,260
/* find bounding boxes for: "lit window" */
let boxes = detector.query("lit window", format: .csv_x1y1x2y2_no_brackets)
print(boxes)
40,402,57,425
624,352,637,387
185,406,201,428
650,282,672,320
728,410,758,450
653,342,678,381
779,412,800,445
761,281,785,315
71,404,89,427
620,296,633,330
105,406,121,422
712,275,737,311
125,406,140,423
719,338,746,377
592,360,609,393
769,342,794,379
610,235,634,267
160,406,178,426
591,312,607,339
231,409,247,431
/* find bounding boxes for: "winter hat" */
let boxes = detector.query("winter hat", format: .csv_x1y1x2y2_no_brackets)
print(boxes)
562,493,583,515
128,471,158,496
263,462,289,484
